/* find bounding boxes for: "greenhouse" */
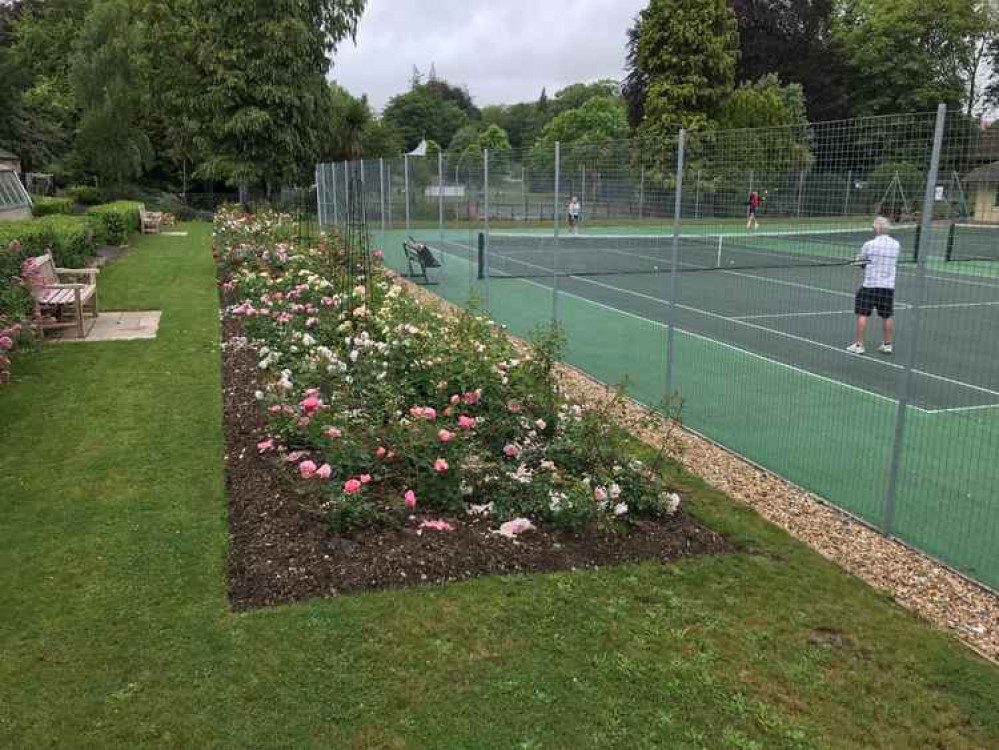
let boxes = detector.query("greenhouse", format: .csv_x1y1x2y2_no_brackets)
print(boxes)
0,167,32,221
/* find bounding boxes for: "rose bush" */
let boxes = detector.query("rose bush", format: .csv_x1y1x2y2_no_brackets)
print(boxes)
218,207,681,533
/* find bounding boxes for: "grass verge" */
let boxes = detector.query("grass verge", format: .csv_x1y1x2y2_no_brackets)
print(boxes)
0,223,996,749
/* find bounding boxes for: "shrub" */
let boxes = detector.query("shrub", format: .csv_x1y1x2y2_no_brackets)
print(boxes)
66,184,105,206
31,196,75,217
218,207,683,535
0,216,98,269
87,201,142,245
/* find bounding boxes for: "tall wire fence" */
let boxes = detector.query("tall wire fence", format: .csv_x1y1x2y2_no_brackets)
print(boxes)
318,106,999,592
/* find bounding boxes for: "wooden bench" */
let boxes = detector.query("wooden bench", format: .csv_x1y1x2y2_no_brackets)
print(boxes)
401,238,442,285
140,205,164,234
26,254,100,339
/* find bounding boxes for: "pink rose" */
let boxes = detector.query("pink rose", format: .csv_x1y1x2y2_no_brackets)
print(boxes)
450,394,461,405
507,401,521,413
344,478,362,494
373,249,385,260
257,438,274,453
360,474,372,484
438,429,455,443
503,444,520,458
269,405,282,414
0,337,12,351
463,390,480,405
458,416,475,429
404,489,417,509
300,396,321,415
376,446,387,459
299,460,318,479
316,464,332,480
434,458,449,473
325,427,342,439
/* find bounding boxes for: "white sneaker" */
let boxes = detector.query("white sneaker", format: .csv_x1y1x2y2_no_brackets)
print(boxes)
846,342,865,354
878,342,893,355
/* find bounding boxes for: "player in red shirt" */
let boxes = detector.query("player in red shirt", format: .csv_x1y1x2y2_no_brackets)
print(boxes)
746,190,760,230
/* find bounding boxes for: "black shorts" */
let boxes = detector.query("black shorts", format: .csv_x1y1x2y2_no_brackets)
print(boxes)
747,206,757,216
855,287,895,318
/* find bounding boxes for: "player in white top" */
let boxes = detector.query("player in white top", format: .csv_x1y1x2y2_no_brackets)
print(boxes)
847,216,901,355
567,197,581,235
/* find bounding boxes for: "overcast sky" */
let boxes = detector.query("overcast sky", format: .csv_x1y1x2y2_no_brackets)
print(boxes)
329,0,647,111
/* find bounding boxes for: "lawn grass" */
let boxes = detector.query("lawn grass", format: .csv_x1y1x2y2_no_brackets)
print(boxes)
0,223,997,749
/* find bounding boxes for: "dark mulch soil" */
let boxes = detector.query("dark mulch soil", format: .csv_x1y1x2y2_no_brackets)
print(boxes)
222,315,732,611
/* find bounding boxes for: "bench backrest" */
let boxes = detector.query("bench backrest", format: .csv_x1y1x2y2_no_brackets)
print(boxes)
24,254,58,299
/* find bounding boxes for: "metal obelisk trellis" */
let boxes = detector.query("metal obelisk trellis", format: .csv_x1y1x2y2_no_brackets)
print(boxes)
342,162,372,301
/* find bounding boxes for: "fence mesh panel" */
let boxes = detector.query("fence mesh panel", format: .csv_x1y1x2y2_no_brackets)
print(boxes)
317,107,999,591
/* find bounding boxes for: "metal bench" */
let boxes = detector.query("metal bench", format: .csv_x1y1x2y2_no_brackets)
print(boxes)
401,238,442,285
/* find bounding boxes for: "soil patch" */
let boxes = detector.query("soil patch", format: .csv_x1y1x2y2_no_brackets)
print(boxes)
222,314,732,611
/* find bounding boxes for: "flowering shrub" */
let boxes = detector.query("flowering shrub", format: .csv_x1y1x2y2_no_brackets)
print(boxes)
218,206,681,533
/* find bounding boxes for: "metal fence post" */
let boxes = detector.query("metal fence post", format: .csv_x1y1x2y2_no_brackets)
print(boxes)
332,162,339,226
796,169,806,217
883,104,947,536
553,141,561,323
581,164,586,223
404,154,410,235
315,166,325,227
665,130,687,395
438,150,444,250
345,161,351,224
379,158,386,244
639,166,645,221
483,148,490,303
694,169,701,219
844,169,852,216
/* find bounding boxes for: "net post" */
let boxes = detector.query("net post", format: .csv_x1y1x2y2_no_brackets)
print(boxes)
694,169,701,219
404,154,410,235
844,170,852,216
665,130,687,395
883,103,947,537
522,163,528,222
553,141,561,323
945,221,957,261
581,164,586,224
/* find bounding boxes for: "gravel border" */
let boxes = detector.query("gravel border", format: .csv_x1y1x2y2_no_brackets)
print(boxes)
398,275,999,664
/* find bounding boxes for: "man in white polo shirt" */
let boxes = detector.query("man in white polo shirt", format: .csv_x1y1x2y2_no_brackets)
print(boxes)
847,216,900,355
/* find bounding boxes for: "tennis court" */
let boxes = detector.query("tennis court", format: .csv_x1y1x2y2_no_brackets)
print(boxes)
378,222,999,589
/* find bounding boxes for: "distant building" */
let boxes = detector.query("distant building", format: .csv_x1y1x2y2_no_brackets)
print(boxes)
0,149,21,174
963,161,999,224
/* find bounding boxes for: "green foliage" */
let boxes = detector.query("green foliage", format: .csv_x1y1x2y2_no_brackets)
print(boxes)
70,0,152,187
86,201,142,245
631,0,739,136
383,83,471,152
528,97,630,173
550,79,621,117
30,196,74,217
717,75,808,130
0,215,98,269
834,0,988,116
326,84,404,159
66,184,105,206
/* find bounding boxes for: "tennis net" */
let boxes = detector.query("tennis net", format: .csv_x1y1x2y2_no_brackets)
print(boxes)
946,223,999,262
477,225,920,279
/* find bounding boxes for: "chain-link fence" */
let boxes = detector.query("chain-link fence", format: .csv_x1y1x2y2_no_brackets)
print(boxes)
317,105,999,592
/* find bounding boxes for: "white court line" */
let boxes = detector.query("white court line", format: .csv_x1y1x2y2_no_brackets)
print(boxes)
924,403,999,414
476,248,999,403
735,309,862,321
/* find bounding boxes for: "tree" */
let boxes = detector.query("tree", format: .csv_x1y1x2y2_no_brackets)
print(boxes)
183,0,365,196
627,0,739,137
550,80,620,116
447,123,482,155
717,75,808,130
422,78,480,120
70,0,152,186
835,0,988,117
622,17,648,129
482,102,542,151
383,83,470,151
528,96,629,174
731,0,855,122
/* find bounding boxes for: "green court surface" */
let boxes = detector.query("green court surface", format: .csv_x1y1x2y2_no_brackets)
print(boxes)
378,224,999,591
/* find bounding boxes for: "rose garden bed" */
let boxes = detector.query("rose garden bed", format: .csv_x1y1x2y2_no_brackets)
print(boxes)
216,209,730,608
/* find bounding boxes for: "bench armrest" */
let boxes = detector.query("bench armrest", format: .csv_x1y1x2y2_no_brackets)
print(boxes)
41,282,86,291
56,267,99,278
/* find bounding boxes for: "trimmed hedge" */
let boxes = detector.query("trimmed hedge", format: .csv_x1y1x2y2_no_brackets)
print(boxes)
31,196,75,217
0,216,99,270
86,201,142,245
